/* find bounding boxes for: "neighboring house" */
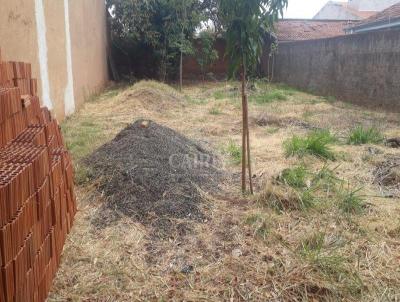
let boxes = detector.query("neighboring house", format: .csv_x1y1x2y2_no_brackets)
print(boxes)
346,2,400,33
275,19,354,42
314,0,400,20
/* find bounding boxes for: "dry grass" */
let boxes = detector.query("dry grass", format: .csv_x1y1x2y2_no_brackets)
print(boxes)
49,80,400,301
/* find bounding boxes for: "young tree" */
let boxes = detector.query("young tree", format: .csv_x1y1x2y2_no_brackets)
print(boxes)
196,31,219,82
168,0,201,90
218,0,287,193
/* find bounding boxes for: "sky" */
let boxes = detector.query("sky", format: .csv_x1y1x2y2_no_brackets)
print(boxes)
284,0,347,19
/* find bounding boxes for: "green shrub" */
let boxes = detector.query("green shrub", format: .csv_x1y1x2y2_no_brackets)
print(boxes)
284,130,337,160
347,126,384,145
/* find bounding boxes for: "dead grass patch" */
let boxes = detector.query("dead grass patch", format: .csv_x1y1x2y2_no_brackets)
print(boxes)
51,81,400,302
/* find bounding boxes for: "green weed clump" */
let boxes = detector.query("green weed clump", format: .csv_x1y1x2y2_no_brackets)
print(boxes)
213,90,226,100
347,126,384,145
275,83,298,94
226,140,242,165
338,187,365,214
209,106,222,115
252,90,288,104
271,164,363,213
284,130,337,160
299,232,363,296
280,165,307,188
213,86,239,101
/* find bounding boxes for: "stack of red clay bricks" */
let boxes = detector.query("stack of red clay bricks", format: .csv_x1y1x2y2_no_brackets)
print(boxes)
0,49,77,302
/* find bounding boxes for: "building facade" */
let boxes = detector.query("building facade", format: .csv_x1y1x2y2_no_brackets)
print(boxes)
0,0,109,120
314,0,400,20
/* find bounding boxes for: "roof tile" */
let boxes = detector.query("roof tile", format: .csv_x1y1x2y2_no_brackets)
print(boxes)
276,20,355,41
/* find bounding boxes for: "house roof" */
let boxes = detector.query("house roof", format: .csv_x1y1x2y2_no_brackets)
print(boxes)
348,2,400,30
275,19,355,41
314,1,378,20
338,2,377,19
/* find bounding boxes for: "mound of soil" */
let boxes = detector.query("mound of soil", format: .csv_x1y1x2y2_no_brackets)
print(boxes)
86,120,226,237
121,81,185,111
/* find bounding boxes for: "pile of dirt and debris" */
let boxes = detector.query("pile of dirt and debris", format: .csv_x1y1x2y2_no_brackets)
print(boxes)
373,155,400,198
86,120,226,237
120,81,185,111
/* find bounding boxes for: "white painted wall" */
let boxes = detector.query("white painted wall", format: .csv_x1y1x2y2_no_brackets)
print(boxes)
314,0,400,20
34,0,53,109
63,0,75,116
314,2,361,20
349,0,400,11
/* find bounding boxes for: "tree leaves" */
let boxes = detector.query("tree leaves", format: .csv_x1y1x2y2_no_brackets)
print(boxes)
218,0,288,78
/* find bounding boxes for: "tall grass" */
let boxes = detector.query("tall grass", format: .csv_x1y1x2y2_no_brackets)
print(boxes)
338,187,365,214
284,130,337,160
347,126,384,145
280,165,307,188
299,232,363,296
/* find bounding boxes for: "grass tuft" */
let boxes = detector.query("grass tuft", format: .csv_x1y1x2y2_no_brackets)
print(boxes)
284,130,337,160
245,213,269,240
186,96,208,105
226,140,242,165
338,187,365,214
209,106,222,115
280,165,307,188
299,232,363,296
347,126,384,145
252,90,288,104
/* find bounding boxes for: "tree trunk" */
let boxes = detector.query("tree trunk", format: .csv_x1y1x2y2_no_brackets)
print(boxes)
105,14,119,81
271,53,275,83
246,93,254,195
160,38,168,82
180,50,183,91
241,60,254,195
241,65,247,193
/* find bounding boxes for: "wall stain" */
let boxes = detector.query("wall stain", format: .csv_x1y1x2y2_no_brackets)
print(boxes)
8,11,32,26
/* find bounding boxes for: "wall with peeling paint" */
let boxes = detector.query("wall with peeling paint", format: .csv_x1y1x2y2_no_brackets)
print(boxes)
0,0,108,120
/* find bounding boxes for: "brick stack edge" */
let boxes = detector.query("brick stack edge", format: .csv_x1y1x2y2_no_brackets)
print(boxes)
0,49,77,302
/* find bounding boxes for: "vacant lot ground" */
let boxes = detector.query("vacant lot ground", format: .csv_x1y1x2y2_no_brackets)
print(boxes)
49,81,400,301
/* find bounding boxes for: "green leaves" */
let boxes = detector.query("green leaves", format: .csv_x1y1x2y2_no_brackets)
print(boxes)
108,0,204,79
196,31,219,76
218,0,288,78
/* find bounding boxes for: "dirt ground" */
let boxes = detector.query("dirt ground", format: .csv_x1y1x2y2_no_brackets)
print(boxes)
49,80,400,301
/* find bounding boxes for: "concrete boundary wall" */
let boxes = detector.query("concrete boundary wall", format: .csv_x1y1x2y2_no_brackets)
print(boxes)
0,0,108,120
273,30,400,110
